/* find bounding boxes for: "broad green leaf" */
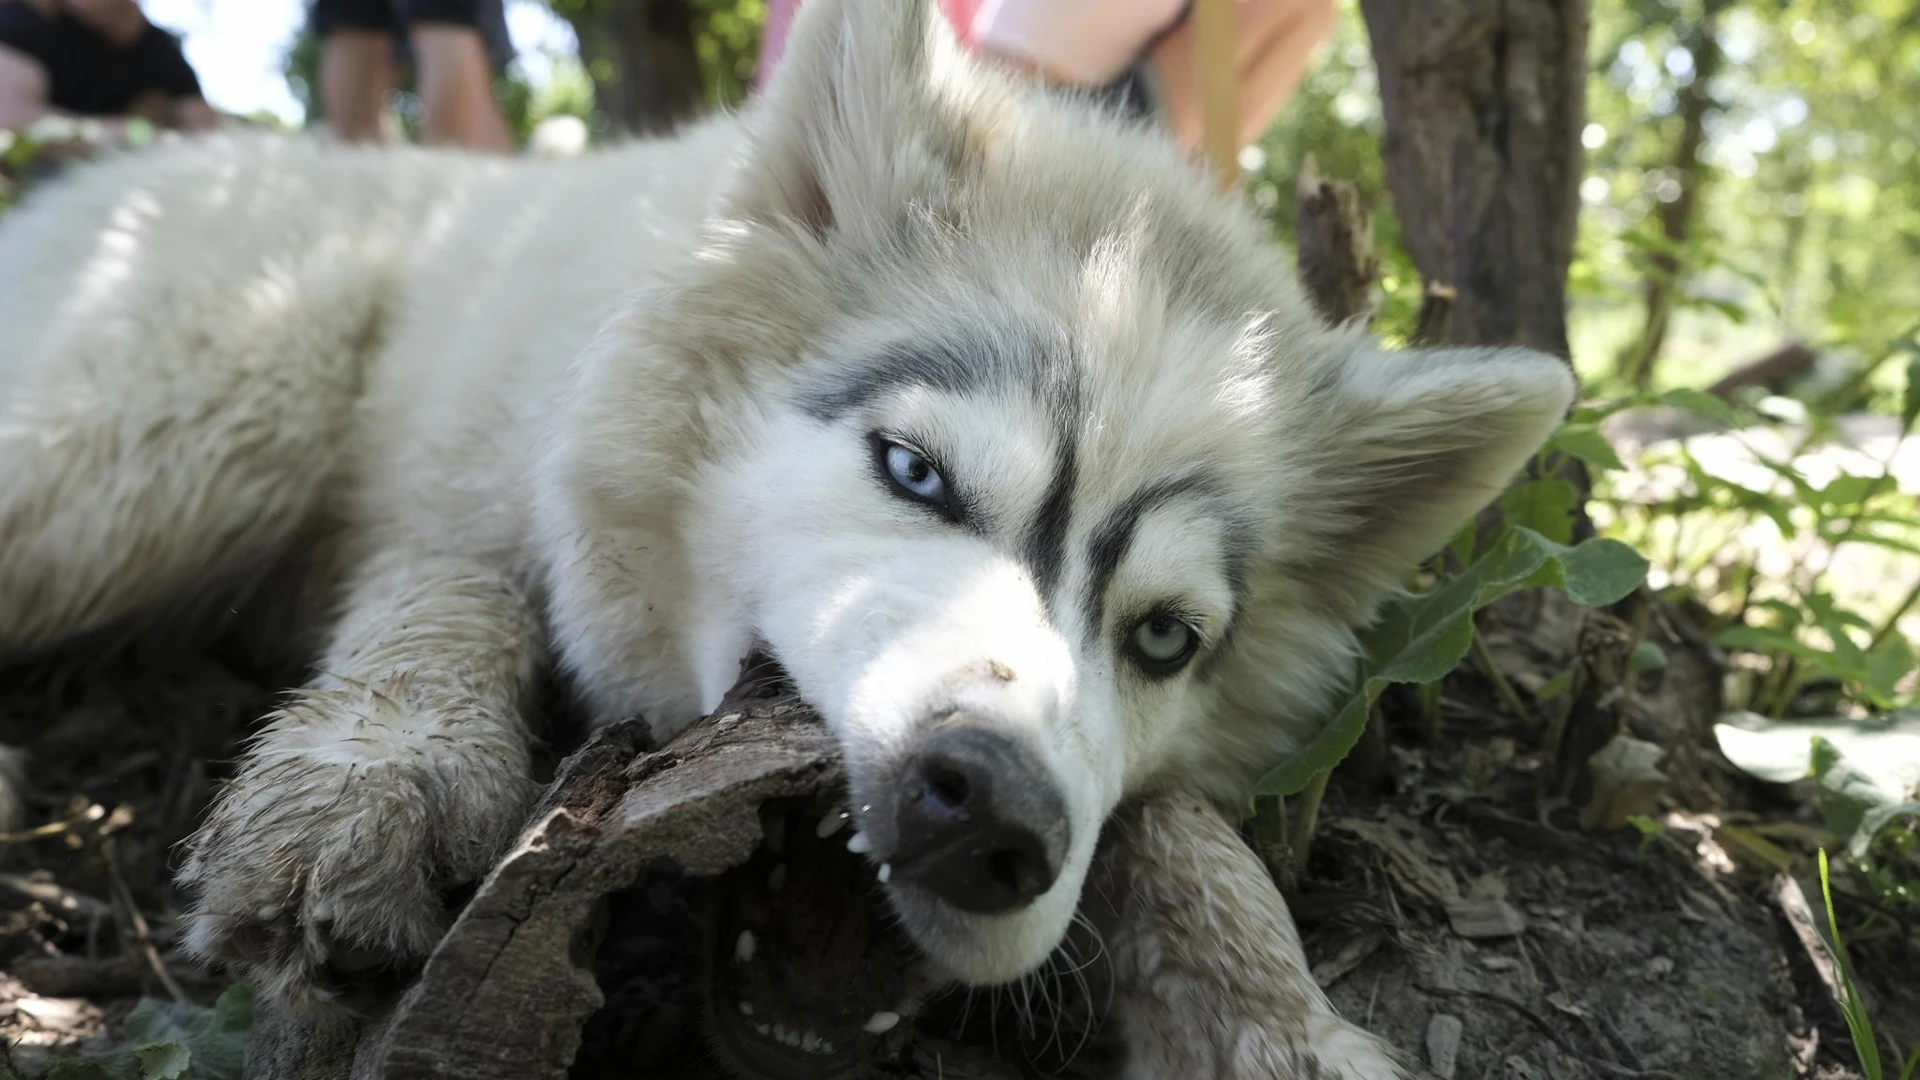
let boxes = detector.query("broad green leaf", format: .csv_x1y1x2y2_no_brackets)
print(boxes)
1547,422,1625,471
1628,639,1667,674
1533,535,1649,605
1715,712,1920,853
134,1044,191,1080
1501,479,1579,544
1853,800,1920,858
1865,635,1916,706
1655,387,1739,427
1904,351,1920,432
1817,473,1880,514
1717,624,1829,666
1255,527,1649,795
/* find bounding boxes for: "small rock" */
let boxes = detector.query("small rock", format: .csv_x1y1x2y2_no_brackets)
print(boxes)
1425,1013,1464,1079
1448,896,1528,938
1580,733,1668,830
1447,876,1528,939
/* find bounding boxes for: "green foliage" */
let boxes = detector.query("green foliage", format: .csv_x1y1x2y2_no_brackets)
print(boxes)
1256,500,1649,797
1819,850,1920,1080
44,985,253,1080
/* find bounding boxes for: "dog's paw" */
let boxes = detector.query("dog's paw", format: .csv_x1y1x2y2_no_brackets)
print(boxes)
177,691,534,1012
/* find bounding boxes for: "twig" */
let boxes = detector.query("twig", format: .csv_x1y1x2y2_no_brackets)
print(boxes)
1470,631,1531,724
102,837,190,1003
0,804,107,844
1287,768,1332,876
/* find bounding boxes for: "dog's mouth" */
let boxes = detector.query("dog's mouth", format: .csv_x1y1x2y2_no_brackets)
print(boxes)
702,797,939,1080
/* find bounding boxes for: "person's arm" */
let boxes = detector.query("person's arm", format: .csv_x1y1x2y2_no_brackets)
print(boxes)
0,39,52,130
169,95,219,131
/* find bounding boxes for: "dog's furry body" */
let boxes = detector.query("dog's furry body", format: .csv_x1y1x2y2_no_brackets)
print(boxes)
0,1,1568,1074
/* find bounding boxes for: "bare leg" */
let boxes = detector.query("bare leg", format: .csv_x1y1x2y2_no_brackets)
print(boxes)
320,29,398,144
180,548,544,1012
1089,794,1419,1079
410,23,515,153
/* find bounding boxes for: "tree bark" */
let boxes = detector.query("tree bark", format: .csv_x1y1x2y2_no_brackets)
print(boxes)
1358,0,1589,357
1621,0,1730,387
559,0,706,136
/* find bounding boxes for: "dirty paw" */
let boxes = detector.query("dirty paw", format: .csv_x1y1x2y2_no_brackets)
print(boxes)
177,711,532,1013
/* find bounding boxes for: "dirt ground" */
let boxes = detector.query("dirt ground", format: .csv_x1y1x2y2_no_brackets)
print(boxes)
1,613,1914,1080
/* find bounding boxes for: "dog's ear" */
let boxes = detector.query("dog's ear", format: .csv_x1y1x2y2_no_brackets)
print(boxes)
1302,344,1577,616
722,0,981,237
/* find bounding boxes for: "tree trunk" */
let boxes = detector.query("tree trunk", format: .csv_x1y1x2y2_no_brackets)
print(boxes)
1358,0,1589,358
1621,0,1730,387
560,0,706,136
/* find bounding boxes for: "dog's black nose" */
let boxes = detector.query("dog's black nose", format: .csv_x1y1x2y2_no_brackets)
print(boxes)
890,725,1069,914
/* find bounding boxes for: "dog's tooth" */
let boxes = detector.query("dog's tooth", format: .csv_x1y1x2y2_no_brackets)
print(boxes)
734,930,756,964
877,862,892,884
802,1032,824,1053
816,810,849,838
738,1001,754,1017
821,1039,836,1054
845,830,873,854
754,1023,771,1037
864,1011,901,1034
768,864,787,891
255,904,281,922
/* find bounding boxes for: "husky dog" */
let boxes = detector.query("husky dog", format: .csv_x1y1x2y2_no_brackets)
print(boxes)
0,0,1567,1072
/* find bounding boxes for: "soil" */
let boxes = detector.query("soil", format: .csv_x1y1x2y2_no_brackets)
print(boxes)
1,617,1914,1080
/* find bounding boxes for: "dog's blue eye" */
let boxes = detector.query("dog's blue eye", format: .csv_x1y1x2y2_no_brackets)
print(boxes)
1127,613,1199,674
883,442,948,504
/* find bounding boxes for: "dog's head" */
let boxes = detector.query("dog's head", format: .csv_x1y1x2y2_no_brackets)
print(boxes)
644,0,1572,989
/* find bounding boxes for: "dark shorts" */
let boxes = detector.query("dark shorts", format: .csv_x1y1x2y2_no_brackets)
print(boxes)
309,0,514,69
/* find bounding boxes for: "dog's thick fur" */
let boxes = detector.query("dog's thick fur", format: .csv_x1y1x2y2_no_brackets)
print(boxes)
0,0,1567,1074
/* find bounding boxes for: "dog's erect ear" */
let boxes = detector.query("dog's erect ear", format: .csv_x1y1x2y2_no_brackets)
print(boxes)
722,0,980,236
1303,345,1577,616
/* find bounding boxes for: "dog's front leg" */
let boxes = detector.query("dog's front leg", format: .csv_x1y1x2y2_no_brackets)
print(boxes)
179,548,544,1013
1089,794,1421,1080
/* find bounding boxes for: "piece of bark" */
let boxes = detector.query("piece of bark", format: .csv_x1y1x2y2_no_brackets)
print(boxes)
246,683,1414,1079
1294,156,1379,326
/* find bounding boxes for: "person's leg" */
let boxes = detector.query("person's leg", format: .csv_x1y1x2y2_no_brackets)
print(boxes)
312,0,400,143
404,0,513,153
1146,0,1340,152
320,29,397,142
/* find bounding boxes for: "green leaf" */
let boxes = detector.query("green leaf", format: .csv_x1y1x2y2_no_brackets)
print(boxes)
1903,351,1920,433
1812,737,1882,841
134,1044,191,1080
1817,473,1880,514
1628,639,1667,674
1534,535,1650,606
1547,422,1625,472
1865,635,1916,706
1255,527,1649,795
1501,479,1580,544
1655,387,1739,427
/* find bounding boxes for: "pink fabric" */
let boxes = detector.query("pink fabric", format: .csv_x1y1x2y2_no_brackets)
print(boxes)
755,0,988,91
969,0,1186,84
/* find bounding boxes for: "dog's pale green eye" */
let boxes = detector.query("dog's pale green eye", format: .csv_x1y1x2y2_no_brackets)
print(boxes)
1128,613,1200,674
884,443,947,503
